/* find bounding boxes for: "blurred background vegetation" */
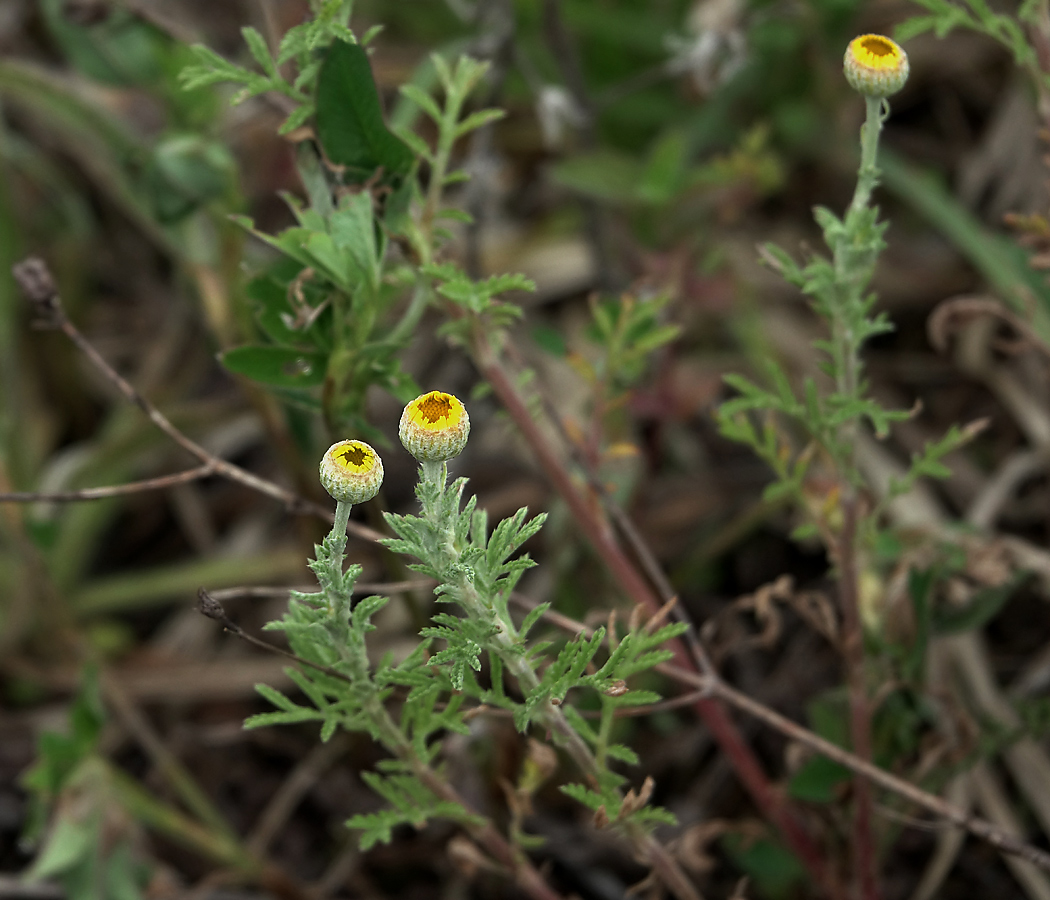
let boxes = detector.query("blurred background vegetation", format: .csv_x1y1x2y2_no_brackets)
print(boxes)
4,0,1050,898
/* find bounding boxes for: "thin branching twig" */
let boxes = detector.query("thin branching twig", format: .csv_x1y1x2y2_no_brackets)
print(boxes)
504,592,1050,875
9,257,384,546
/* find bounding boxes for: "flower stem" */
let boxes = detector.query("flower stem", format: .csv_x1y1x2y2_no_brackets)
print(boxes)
850,97,885,221
470,337,844,898
332,500,353,539
829,93,887,900
421,459,446,487
838,498,879,900
314,506,566,900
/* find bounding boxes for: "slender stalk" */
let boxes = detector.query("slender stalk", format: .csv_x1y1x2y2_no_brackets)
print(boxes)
307,505,567,900
826,95,888,900
837,498,878,900
471,334,845,899
388,277,433,344
848,97,886,221
11,258,334,520
333,500,353,538
415,477,704,900
420,74,471,254
0,465,217,502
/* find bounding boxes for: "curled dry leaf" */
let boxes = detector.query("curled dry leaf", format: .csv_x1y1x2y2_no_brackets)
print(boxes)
928,294,1049,358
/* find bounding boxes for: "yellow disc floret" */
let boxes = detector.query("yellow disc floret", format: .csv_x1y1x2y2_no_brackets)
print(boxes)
319,440,384,503
399,391,470,461
844,34,909,98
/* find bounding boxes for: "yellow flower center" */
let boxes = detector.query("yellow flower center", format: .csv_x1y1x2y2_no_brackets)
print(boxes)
849,35,903,70
333,442,375,473
407,391,463,431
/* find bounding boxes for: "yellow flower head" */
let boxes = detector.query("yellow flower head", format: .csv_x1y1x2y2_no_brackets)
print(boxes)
399,391,470,461
844,34,909,98
319,440,384,504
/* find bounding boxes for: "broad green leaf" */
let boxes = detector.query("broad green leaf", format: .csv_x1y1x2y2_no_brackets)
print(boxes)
244,258,331,348
316,40,413,180
329,192,380,289
221,345,328,388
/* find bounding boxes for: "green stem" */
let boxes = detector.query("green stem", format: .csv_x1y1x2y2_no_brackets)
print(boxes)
308,499,567,900
332,500,353,539
421,90,463,243
417,473,700,900
849,97,885,221
832,95,887,473
388,277,433,344
421,459,446,486
596,699,615,770
827,94,886,900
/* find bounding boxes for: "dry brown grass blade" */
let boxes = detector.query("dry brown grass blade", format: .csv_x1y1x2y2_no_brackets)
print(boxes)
970,763,1050,900
907,777,971,900
246,735,351,857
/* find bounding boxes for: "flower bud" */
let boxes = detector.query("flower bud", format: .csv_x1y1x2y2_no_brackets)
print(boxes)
319,440,383,504
399,391,470,462
844,34,909,98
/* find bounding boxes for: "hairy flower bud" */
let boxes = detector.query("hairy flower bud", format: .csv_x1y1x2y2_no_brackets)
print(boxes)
844,34,909,98
399,391,470,462
319,440,383,504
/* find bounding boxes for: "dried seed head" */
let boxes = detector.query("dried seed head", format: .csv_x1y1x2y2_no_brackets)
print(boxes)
319,440,383,504
399,391,470,461
844,34,909,98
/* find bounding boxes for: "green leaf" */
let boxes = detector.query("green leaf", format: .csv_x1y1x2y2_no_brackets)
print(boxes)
360,24,384,45
787,755,851,802
244,258,330,348
606,743,640,766
244,709,324,728
721,834,805,900
329,191,380,289
551,150,642,204
278,103,315,135
241,26,278,79
399,83,443,124
144,134,234,222
454,107,505,137
316,40,413,181
25,814,95,881
637,130,689,205
221,345,328,388
560,782,605,811
41,0,167,87
519,602,551,639
395,126,432,161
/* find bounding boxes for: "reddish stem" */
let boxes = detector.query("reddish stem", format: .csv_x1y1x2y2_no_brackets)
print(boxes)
473,337,845,900
837,497,880,900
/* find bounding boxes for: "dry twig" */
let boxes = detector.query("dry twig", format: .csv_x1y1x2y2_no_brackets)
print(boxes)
9,257,384,546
